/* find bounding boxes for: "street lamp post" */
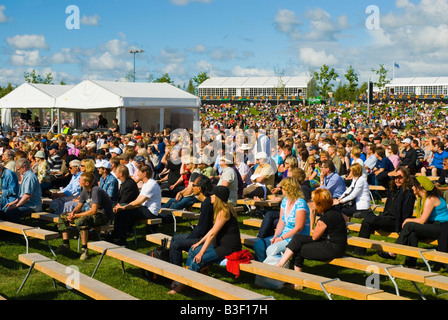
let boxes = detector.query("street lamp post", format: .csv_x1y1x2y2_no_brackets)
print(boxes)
129,49,144,82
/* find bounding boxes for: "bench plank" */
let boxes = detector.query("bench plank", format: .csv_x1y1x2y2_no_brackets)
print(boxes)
0,220,58,240
87,241,271,300
18,253,138,300
347,222,438,245
31,212,60,223
145,233,407,300
239,260,407,300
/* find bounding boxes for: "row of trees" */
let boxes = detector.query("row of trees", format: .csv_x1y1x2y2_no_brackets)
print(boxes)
310,63,390,102
2,64,391,103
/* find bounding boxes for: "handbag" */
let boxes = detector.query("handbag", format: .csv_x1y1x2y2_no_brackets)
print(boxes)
141,238,170,283
341,178,359,208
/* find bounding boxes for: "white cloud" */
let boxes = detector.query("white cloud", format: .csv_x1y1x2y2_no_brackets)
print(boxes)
210,48,237,61
80,14,101,26
274,9,301,34
299,47,338,67
10,50,41,66
304,8,349,41
231,66,273,77
187,44,207,53
50,48,80,64
0,5,9,23
6,34,49,50
158,47,186,64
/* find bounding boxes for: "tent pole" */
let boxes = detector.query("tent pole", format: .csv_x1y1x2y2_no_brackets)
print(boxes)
159,108,164,132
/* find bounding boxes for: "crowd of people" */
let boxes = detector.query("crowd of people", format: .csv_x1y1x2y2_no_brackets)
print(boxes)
2,99,448,294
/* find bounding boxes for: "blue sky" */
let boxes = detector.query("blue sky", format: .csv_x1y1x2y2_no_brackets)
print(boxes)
1,0,447,87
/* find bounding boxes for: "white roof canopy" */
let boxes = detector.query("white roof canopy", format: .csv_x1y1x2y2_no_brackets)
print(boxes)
55,80,201,110
387,77,448,86
0,83,74,109
198,76,311,89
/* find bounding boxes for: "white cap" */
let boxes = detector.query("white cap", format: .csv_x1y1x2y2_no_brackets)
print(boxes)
86,142,96,148
401,138,412,144
95,159,111,169
255,151,268,160
110,147,121,154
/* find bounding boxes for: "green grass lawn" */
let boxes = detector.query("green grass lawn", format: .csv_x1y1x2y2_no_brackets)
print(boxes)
1,210,447,301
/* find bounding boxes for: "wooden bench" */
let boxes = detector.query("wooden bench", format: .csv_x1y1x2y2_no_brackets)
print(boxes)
369,185,386,191
243,218,263,228
328,256,448,298
239,260,407,300
0,220,59,256
41,198,52,206
347,236,448,271
31,212,60,223
133,218,163,244
17,253,138,300
190,202,245,212
347,222,438,245
87,241,273,300
145,233,404,300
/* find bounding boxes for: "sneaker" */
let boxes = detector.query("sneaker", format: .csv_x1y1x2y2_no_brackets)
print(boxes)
55,243,70,255
80,248,89,261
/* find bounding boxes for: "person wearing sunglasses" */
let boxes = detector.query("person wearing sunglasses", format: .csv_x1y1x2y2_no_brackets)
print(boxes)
353,166,415,256
378,176,448,268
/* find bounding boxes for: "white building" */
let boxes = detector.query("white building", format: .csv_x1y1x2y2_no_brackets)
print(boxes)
385,77,448,96
198,76,311,101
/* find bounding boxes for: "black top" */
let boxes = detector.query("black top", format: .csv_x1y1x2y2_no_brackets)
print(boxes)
118,177,140,204
319,208,347,249
213,213,242,259
79,185,113,219
401,147,417,169
382,187,416,232
438,169,448,186
188,197,214,239
301,180,313,202
167,161,182,185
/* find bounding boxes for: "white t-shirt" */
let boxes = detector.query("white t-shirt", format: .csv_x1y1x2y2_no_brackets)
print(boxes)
140,178,162,215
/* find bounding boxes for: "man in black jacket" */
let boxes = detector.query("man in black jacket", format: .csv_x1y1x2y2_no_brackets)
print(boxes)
400,138,417,175
107,164,140,243
115,164,140,205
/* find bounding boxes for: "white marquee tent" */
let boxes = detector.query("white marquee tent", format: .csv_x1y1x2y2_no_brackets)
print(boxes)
1,80,201,133
0,83,74,132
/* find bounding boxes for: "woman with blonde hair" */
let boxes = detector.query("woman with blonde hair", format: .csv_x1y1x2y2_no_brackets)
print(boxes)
334,162,371,221
276,188,347,272
169,186,242,294
253,177,310,262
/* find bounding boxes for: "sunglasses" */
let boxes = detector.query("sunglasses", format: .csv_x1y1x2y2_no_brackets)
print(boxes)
394,175,404,180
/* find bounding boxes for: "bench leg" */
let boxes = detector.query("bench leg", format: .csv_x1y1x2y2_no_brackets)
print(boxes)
21,228,36,254
384,265,403,297
91,247,125,278
320,278,340,300
419,249,437,295
45,240,57,257
17,259,56,294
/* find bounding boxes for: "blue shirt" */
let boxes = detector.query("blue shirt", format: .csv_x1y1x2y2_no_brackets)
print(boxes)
322,172,346,198
19,169,42,211
280,197,310,239
431,150,448,169
0,168,19,211
99,173,119,203
61,171,81,197
429,197,448,223
375,157,395,173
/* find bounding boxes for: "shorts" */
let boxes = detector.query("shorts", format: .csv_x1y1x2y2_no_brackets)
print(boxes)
58,212,108,232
